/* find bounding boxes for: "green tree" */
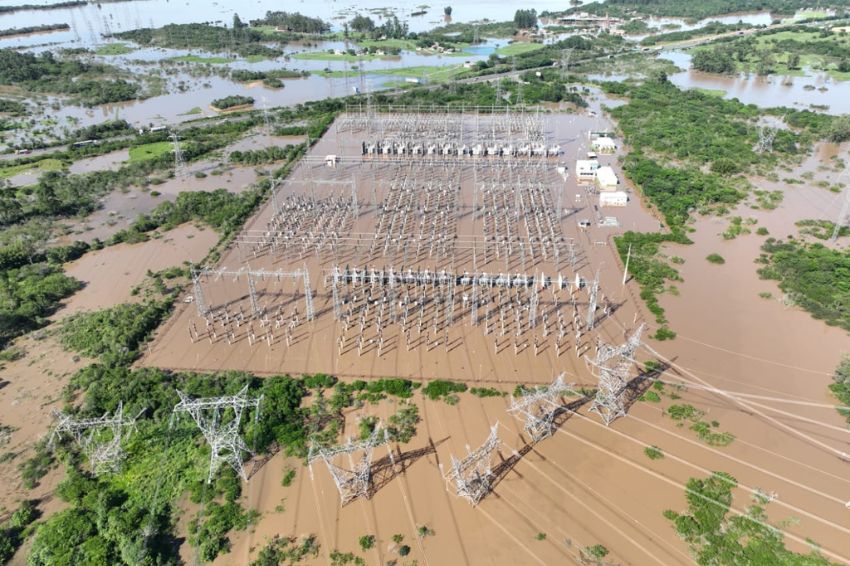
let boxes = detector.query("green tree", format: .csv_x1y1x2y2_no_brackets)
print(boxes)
787,52,801,69
350,14,375,33
692,47,736,74
826,115,850,143
514,9,537,29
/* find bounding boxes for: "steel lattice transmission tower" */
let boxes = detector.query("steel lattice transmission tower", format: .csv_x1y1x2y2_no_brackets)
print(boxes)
307,427,389,505
830,162,850,242
262,97,273,136
170,132,187,178
560,49,572,81
49,402,143,475
832,187,850,242
586,269,600,331
172,385,262,483
508,374,579,442
443,423,500,506
586,324,644,426
756,124,777,153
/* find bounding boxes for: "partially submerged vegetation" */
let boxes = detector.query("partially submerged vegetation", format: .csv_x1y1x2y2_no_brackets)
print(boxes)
666,471,838,565
692,27,850,78
211,95,255,111
606,76,825,339
114,23,283,59
0,49,138,106
559,0,846,21
757,237,850,332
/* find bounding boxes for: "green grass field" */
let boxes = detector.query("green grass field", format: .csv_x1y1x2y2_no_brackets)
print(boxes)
495,42,545,56
293,51,384,62
356,38,420,51
317,64,466,83
0,158,64,180
690,87,725,97
129,141,173,163
95,43,135,56
170,55,232,64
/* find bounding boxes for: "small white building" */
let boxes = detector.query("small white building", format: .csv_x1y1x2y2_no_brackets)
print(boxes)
576,159,599,181
592,136,617,154
599,191,628,207
596,166,619,189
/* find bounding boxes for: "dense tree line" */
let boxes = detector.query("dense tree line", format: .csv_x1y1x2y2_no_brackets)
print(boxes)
0,23,69,38
565,0,850,21
114,24,282,59
249,11,330,33
229,143,304,165
0,1,84,13
641,21,755,46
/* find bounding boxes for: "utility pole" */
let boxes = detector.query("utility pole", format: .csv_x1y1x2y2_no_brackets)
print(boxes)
622,243,632,286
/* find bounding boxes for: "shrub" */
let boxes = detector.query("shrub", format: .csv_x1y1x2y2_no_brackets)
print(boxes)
422,380,467,400
387,404,420,443
641,391,661,403
398,545,411,556
582,544,609,560
666,404,703,421
706,253,725,264
359,535,375,551
470,387,505,397
644,445,664,460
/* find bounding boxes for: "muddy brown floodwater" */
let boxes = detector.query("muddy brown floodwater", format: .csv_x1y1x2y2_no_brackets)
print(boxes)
61,223,218,315
137,113,850,564
0,224,219,547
